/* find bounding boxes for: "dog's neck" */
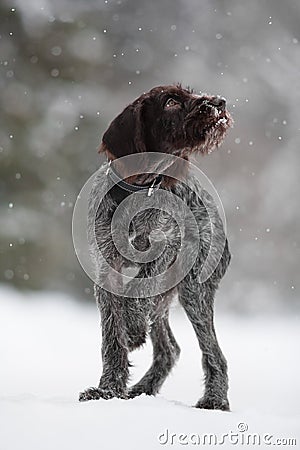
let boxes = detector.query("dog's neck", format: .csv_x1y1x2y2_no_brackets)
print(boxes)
104,150,164,203
104,148,189,188
105,149,176,186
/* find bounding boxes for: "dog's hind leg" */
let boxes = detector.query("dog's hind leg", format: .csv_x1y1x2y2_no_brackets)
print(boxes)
128,309,180,398
122,296,149,350
178,277,230,411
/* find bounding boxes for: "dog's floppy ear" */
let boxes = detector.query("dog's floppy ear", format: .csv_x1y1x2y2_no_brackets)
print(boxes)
99,100,147,158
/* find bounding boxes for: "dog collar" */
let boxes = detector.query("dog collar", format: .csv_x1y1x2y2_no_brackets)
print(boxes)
105,161,163,203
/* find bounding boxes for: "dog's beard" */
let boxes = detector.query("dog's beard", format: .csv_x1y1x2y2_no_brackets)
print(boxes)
185,108,233,154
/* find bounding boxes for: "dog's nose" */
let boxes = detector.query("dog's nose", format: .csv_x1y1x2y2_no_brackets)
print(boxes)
207,97,226,111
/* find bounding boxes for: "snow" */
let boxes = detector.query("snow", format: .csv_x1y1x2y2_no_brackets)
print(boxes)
0,286,299,449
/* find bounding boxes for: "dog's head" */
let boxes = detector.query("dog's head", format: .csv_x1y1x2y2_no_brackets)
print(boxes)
100,84,233,159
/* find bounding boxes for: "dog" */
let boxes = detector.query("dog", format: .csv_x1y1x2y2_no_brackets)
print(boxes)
79,84,233,410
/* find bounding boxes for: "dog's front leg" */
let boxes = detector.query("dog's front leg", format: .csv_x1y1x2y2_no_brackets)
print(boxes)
178,278,230,411
79,285,130,402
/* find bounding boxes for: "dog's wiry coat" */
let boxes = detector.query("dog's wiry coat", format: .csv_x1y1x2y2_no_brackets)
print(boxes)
79,84,232,410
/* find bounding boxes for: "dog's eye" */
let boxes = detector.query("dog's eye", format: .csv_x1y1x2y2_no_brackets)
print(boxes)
165,98,180,108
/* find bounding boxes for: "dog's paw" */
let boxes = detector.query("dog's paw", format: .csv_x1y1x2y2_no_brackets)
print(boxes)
195,397,230,411
79,387,127,402
128,385,156,399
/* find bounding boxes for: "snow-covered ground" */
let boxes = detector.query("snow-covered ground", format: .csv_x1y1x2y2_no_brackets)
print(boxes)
1,286,299,449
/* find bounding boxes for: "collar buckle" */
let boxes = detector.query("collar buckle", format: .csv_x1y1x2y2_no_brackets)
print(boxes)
148,178,161,197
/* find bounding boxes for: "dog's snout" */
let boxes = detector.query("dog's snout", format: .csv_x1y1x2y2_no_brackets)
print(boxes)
208,97,226,111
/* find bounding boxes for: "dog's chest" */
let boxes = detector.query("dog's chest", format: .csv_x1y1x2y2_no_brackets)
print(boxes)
128,208,180,252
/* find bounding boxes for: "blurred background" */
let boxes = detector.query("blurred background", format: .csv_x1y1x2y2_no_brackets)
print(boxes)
0,0,299,313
